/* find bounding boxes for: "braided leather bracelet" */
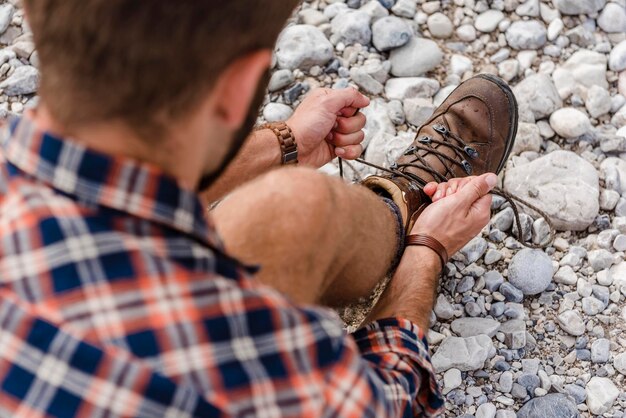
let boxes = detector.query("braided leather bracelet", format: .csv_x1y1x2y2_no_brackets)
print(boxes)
405,234,448,270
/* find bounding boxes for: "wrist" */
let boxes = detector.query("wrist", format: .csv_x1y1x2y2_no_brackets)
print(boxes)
259,122,298,165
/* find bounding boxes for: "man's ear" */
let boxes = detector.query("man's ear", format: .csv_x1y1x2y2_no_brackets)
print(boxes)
211,50,272,129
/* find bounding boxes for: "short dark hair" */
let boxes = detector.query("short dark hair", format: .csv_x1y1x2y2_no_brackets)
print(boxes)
24,0,299,137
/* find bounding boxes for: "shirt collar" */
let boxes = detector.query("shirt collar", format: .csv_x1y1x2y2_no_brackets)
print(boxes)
1,114,225,251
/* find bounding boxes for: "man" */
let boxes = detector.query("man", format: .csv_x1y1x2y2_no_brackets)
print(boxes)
0,1,517,417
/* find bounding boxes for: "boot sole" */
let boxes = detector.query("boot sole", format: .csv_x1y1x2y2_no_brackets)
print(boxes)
474,73,519,175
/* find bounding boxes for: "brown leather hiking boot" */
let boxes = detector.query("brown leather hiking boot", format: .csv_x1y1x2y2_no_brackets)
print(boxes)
362,74,518,233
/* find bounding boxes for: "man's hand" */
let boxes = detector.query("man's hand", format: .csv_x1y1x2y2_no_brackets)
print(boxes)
286,88,370,168
413,173,498,256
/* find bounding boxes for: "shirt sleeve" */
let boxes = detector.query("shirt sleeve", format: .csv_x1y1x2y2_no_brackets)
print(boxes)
350,317,445,417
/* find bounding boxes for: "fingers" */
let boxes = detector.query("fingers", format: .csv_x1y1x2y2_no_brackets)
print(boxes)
335,112,366,134
335,144,363,159
456,173,498,208
323,88,370,112
329,130,365,147
424,182,438,197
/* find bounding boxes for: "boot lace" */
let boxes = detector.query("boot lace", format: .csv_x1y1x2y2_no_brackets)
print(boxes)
338,124,555,250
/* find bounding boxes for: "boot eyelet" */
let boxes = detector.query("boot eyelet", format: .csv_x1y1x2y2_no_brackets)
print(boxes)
418,136,432,144
462,160,473,175
433,124,448,135
390,163,398,170
404,145,417,155
464,146,479,159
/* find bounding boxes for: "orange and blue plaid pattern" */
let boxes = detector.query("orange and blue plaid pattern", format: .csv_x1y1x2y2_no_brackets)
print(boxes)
0,115,443,417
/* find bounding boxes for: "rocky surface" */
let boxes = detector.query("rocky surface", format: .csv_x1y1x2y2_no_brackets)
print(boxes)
2,0,625,416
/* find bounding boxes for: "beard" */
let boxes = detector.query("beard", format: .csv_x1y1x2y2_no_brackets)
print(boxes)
196,71,271,193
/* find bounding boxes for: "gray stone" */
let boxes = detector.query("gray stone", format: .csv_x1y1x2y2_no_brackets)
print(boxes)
517,0,540,17
564,384,587,404
390,0,416,18
518,373,540,394
508,249,553,295
0,65,39,96
475,10,505,33
503,151,600,231
484,249,503,265
586,377,619,415
389,37,443,77
491,207,514,232
582,296,605,316
517,394,579,418
500,319,527,349
505,20,547,50
499,371,513,393
262,103,293,122
431,335,493,372
384,77,440,100
275,25,334,70
372,16,411,51
350,67,383,95
451,317,501,337
434,294,455,320
557,310,585,336
268,69,294,92
484,271,504,292
591,338,610,363
549,108,591,138
598,3,626,33
513,74,562,120
500,282,524,303
460,236,488,264
585,85,611,119
427,12,453,38
0,3,14,35
600,157,626,195
331,10,372,45
553,0,606,15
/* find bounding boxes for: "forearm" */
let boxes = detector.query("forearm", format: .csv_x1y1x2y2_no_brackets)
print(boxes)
364,246,441,330
203,129,281,203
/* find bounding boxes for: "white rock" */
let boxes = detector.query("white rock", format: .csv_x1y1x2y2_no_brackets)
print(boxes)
299,9,328,26
350,67,383,95
331,10,372,45
476,403,497,418
600,157,626,195
275,25,334,70
384,77,440,100
553,0,606,15
598,3,626,33
475,10,505,33
427,12,453,38
431,335,494,372
549,108,591,138
505,20,547,50
554,266,578,285
610,40,626,72
403,97,435,127
0,65,39,96
262,103,293,122
503,151,599,231
389,37,443,77
359,0,389,21
585,377,619,415
513,73,562,120
512,123,541,154
547,18,564,41
364,131,413,171
498,59,519,82
614,352,626,375
391,0,416,18
508,249,553,295
0,4,14,35
559,49,609,93
585,85,611,118
372,16,412,52
443,368,462,394
268,69,294,92
557,310,585,336
516,0,540,17
361,98,396,149
451,318,501,337
450,54,473,76
456,24,477,42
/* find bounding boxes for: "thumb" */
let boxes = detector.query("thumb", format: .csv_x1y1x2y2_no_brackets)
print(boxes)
457,173,497,208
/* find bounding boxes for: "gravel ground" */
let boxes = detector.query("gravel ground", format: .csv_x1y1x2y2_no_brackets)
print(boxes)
1,0,625,416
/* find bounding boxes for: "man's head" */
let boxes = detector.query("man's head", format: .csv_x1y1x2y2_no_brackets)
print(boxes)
24,0,299,189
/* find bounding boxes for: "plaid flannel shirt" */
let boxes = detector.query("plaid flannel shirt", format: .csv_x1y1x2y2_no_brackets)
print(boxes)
0,115,444,418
